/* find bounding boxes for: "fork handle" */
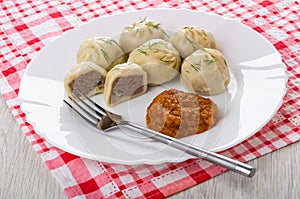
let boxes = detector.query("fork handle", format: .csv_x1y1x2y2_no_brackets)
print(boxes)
124,122,256,177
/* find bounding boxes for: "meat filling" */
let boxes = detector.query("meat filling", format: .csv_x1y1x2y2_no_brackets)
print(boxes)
110,75,144,104
69,71,105,97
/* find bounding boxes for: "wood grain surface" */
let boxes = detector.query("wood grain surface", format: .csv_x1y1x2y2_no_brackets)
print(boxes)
0,95,299,199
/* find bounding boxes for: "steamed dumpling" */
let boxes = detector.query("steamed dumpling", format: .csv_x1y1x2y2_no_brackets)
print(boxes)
77,37,127,71
170,26,218,58
104,62,147,106
64,62,107,99
119,18,167,54
180,48,230,95
128,39,181,85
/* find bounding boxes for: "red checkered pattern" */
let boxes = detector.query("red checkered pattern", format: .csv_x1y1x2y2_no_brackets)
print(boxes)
1,0,300,198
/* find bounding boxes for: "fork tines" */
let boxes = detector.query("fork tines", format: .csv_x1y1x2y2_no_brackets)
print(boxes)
63,90,105,127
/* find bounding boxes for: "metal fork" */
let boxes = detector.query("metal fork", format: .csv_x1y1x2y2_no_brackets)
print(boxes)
64,90,256,177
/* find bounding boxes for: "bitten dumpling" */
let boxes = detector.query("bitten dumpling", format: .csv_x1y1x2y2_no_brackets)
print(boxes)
77,37,127,71
64,62,107,99
119,18,167,54
128,39,181,85
180,48,230,95
104,62,147,107
170,26,218,58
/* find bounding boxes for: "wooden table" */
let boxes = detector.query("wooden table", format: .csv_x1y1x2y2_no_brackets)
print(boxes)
0,95,299,198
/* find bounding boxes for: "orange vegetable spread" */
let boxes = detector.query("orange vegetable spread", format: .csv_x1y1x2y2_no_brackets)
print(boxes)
146,89,218,138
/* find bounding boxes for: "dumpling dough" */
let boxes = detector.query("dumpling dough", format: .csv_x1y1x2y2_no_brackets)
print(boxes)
104,62,147,107
170,26,218,58
128,39,181,85
180,48,230,95
64,62,107,99
77,37,127,71
119,18,167,54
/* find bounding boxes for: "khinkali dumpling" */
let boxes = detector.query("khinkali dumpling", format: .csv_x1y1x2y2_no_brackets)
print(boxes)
119,18,167,54
104,62,147,106
64,62,107,99
128,39,181,85
180,48,230,95
77,37,127,71
170,26,218,58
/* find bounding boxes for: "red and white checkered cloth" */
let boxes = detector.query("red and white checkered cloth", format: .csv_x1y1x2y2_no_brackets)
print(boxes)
1,0,300,198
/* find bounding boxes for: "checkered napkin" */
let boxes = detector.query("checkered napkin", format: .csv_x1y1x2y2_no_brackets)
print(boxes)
1,0,300,198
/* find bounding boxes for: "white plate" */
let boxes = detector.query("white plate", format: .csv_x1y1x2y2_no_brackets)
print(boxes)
19,9,287,165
